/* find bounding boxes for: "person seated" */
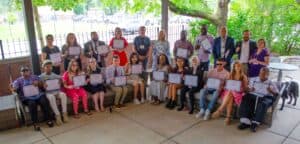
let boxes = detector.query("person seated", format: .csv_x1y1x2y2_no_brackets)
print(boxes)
212,61,248,125
149,54,171,105
165,57,189,110
40,60,68,125
178,56,205,114
12,66,54,131
84,58,106,112
106,55,128,109
196,58,229,120
62,59,92,119
238,67,278,132
125,53,145,104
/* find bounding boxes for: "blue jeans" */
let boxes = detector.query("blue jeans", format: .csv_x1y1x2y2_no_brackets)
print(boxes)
199,88,220,111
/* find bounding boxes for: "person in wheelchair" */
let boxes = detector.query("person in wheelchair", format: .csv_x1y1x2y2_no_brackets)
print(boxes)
238,67,278,132
12,66,54,131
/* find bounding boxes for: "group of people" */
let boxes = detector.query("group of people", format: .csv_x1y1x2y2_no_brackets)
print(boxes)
12,25,277,133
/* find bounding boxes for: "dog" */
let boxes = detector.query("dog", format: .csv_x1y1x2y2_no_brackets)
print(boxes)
280,81,299,110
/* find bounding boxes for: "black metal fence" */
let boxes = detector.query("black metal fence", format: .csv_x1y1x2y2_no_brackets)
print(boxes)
0,24,187,60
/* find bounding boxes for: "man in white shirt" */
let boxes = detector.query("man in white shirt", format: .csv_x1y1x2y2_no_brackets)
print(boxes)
238,67,278,132
235,30,257,75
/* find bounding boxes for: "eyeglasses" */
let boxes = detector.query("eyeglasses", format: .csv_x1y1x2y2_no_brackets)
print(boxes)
216,63,223,66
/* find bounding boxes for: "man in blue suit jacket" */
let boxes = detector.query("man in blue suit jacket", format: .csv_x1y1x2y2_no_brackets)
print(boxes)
212,26,235,71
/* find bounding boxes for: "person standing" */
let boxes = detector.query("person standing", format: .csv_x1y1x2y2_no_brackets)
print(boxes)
151,30,171,70
109,27,129,66
213,26,235,71
173,30,193,61
195,25,214,71
84,32,108,67
41,34,61,75
133,26,151,69
235,30,257,75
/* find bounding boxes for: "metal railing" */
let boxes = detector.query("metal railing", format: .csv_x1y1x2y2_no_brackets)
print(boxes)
0,24,187,60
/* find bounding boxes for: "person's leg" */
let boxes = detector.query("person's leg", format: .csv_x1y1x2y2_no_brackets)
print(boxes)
46,93,60,116
238,93,256,130
58,92,68,122
133,81,140,104
92,92,100,111
204,90,220,120
166,85,173,108
120,86,128,105
24,100,38,124
188,88,198,114
196,88,208,118
99,91,105,111
78,89,89,113
71,93,80,115
212,92,232,118
140,82,145,103
112,86,122,106
225,96,234,125
178,86,189,111
37,96,54,127
253,97,273,125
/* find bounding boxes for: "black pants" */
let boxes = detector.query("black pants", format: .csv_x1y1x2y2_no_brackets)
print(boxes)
200,61,209,71
239,93,274,124
23,96,53,124
180,86,199,110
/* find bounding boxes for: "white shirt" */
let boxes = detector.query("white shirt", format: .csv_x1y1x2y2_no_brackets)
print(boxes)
240,40,250,63
221,37,226,58
249,77,279,96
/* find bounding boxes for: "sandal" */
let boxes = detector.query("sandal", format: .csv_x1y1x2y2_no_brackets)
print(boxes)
212,110,221,119
225,117,231,125
85,111,93,116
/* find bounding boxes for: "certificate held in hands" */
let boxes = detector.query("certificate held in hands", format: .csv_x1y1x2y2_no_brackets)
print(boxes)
225,80,242,92
131,64,143,74
97,45,109,55
114,76,126,86
176,48,188,58
168,73,182,84
184,75,198,87
201,39,212,50
49,53,61,64
252,82,269,97
90,74,103,85
73,75,86,87
206,78,221,90
113,40,124,49
45,79,60,91
23,85,40,97
153,71,165,81
68,46,81,56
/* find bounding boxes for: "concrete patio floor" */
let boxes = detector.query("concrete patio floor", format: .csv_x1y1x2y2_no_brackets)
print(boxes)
1,102,300,144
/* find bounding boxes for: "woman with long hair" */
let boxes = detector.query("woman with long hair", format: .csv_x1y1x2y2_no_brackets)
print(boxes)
62,59,92,118
62,33,83,71
151,30,171,70
109,27,129,66
212,61,248,125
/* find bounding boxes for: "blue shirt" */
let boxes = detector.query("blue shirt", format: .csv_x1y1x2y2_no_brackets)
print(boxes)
133,36,151,56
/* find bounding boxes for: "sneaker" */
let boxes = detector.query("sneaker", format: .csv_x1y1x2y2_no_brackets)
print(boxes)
238,123,250,130
203,109,211,120
134,99,141,104
63,113,69,123
141,98,145,104
55,115,63,125
195,109,205,118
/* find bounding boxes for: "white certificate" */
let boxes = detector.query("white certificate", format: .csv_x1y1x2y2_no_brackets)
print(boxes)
253,82,269,96
45,79,60,91
49,53,61,64
131,64,143,74
153,71,165,81
90,74,103,85
201,39,212,50
114,76,126,86
68,46,81,56
184,75,198,87
176,48,188,58
97,45,109,55
23,85,39,97
73,75,86,87
105,67,115,79
225,80,242,92
168,73,182,84
206,78,221,90
113,40,124,49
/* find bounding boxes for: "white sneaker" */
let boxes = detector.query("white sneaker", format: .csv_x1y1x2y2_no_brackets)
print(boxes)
195,109,205,118
141,98,145,104
203,109,211,120
134,99,141,104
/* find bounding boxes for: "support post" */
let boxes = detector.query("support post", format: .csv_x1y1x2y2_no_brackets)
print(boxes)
161,0,169,39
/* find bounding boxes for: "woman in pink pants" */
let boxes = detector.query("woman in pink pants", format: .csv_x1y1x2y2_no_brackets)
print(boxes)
62,59,92,118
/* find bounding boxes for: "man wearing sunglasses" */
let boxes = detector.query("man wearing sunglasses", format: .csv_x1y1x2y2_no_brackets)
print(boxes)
12,66,54,131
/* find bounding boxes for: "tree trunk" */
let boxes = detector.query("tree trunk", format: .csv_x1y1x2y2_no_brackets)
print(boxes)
33,6,44,48
215,0,230,35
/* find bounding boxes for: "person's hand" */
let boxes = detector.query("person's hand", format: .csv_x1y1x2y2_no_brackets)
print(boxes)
86,78,90,83
33,81,39,87
267,86,273,93
236,47,241,53
68,85,74,89
44,83,48,89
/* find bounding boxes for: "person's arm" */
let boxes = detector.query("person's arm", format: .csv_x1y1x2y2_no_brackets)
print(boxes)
173,41,177,57
41,47,47,62
188,41,194,57
226,38,235,63
212,38,218,60
166,41,171,63
83,42,91,57
132,37,137,53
